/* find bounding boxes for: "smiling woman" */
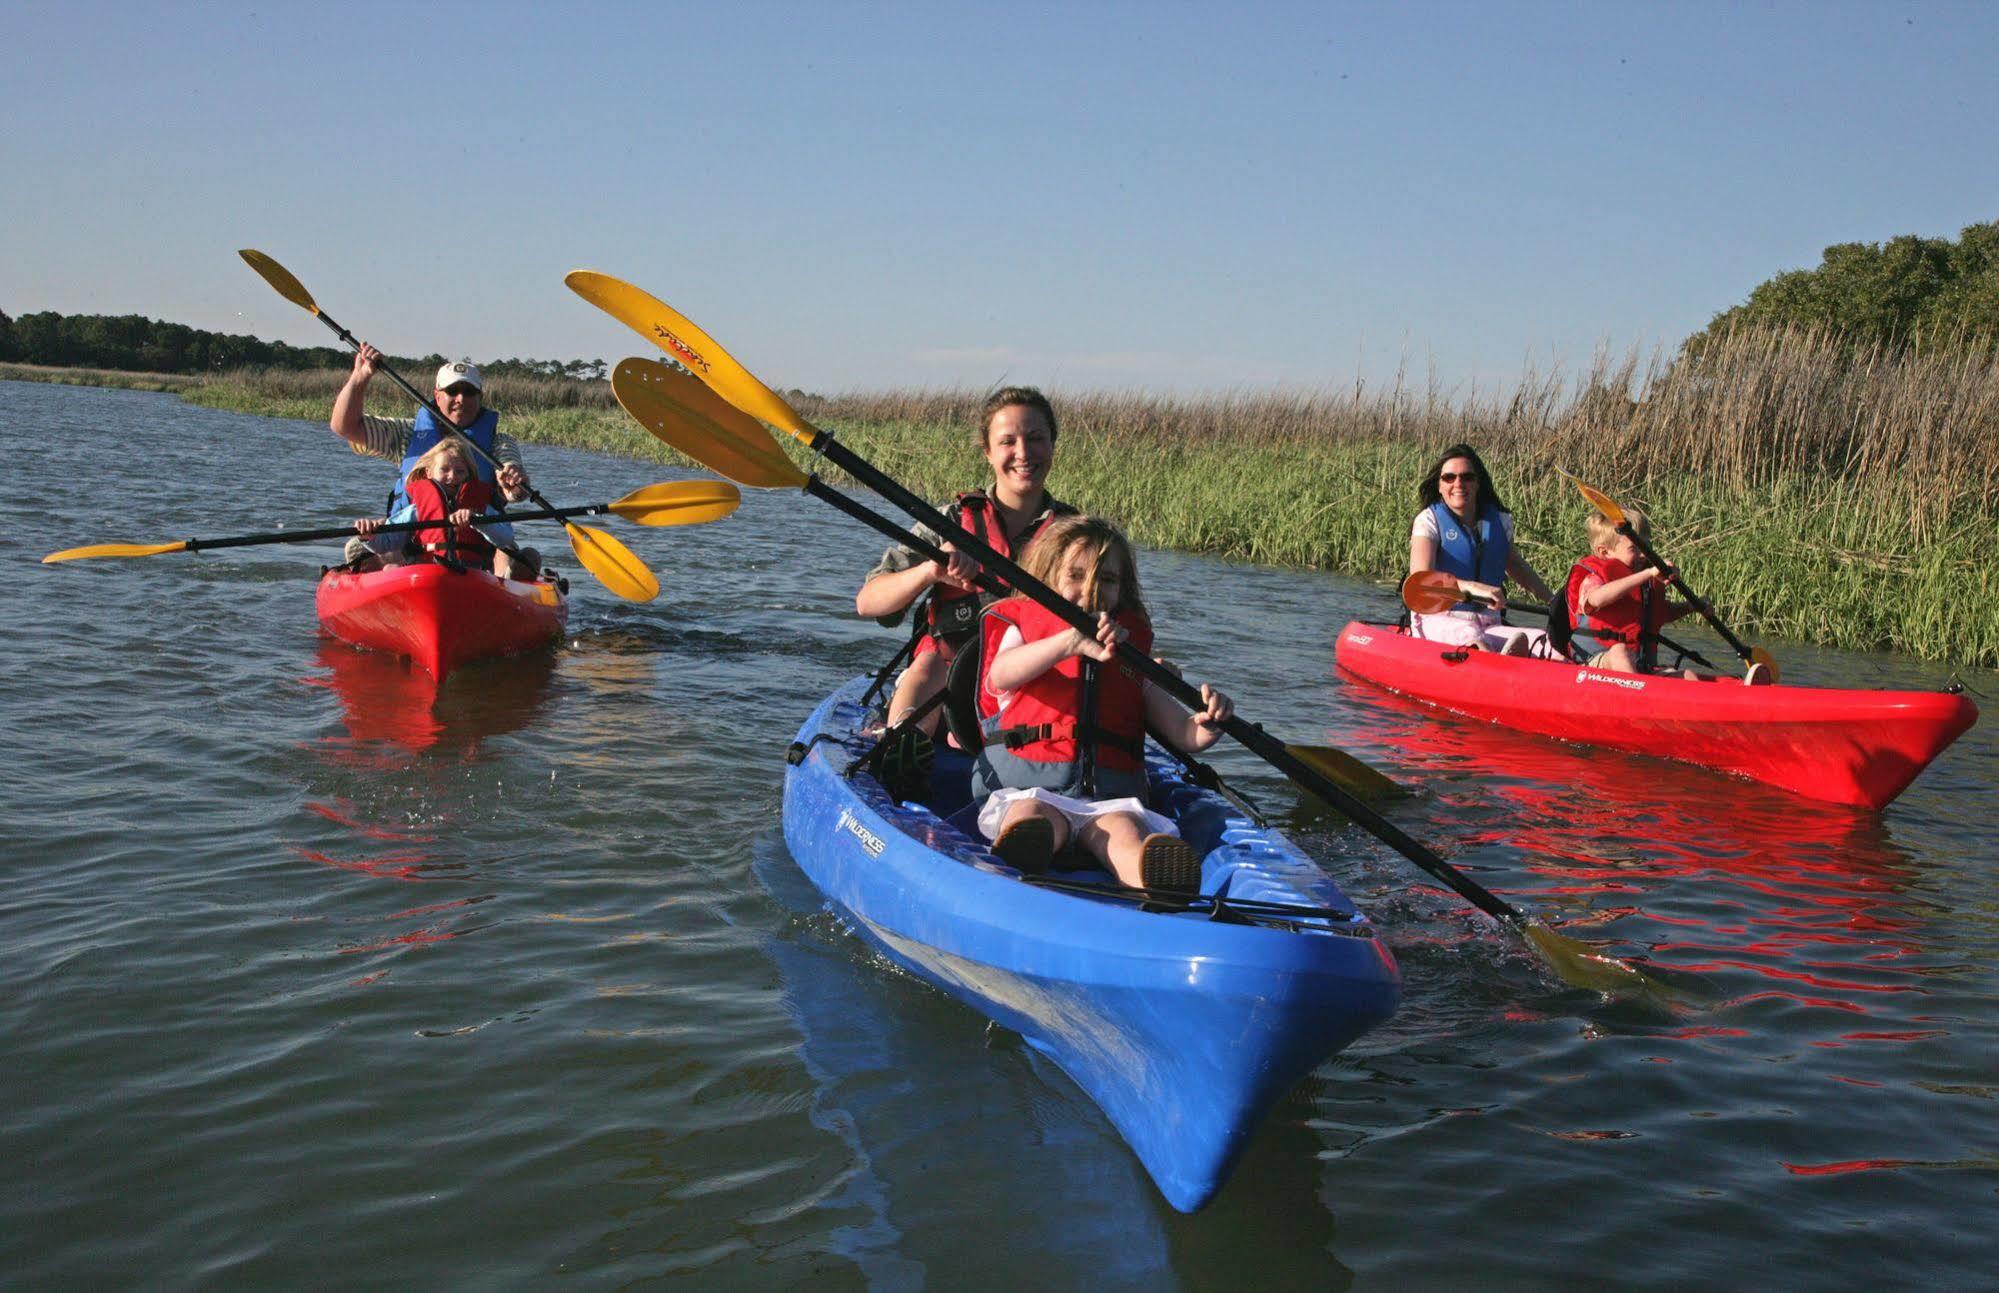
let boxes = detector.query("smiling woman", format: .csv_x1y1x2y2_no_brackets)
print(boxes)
851,387,1078,735
1406,441,1558,655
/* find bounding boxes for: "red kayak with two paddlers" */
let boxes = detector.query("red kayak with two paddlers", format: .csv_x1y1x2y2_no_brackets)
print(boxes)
316,564,568,681
1334,621,1976,810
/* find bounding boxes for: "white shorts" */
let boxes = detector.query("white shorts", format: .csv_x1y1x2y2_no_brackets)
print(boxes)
1410,611,1554,658
976,787,1178,842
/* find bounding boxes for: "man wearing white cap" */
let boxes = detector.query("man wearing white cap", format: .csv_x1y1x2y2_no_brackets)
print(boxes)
331,343,536,570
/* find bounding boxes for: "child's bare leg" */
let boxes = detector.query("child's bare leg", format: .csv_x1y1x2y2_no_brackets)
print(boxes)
1593,644,1639,673
884,651,949,736
1077,811,1149,887
492,549,516,581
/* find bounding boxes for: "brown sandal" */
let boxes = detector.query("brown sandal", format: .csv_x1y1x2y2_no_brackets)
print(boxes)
993,816,1056,876
1139,833,1202,893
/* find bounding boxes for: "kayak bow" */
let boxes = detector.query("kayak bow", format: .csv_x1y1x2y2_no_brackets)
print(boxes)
316,564,568,680
781,677,1400,1212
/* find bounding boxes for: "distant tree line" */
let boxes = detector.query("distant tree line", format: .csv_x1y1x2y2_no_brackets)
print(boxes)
1687,219,1999,355
0,308,606,381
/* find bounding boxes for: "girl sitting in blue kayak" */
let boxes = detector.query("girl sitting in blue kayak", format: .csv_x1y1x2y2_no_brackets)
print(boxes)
354,440,525,580
970,515,1233,892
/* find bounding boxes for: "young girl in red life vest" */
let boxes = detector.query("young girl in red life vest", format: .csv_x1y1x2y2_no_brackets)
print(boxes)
1567,507,1768,683
354,440,523,580
972,515,1234,892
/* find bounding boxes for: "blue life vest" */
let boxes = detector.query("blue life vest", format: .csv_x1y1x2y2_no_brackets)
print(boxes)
388,406,501,513
1427,502,1511,609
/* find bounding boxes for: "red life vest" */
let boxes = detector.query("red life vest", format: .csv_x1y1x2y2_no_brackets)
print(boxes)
924,492,1075,645
1566,555,1666,659
971,598,1153,801
407,477,500,563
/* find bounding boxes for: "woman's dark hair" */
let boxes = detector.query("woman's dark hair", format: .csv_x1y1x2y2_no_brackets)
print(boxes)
1417,442,1508,514
978,386,1058,447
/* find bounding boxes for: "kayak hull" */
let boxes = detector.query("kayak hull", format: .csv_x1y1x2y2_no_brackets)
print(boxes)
315,565,567,680
1334,621,1976,809
781,678,1400,1212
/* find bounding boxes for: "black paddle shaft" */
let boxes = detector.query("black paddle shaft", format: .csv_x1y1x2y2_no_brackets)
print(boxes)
1615,521,1758,666
177,503,615,554
801,434,1529,929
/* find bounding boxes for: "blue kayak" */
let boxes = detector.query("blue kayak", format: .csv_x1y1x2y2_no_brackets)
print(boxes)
781,678,1401,1212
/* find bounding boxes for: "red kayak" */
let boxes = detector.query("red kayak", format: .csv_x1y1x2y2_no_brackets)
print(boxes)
316,564,568,680
1334,621,1976,810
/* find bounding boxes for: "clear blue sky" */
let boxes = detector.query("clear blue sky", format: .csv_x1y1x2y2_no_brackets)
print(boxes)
6,0,1995,396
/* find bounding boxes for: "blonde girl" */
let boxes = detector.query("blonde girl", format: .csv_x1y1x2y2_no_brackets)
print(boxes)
971,515,1232,892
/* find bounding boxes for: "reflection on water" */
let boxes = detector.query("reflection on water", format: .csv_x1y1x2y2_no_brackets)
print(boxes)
1337,685,1935,1015
755,836,1354,1287
303,638,559,754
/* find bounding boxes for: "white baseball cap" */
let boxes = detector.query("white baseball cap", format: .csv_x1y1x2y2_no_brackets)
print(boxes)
435,360,483,392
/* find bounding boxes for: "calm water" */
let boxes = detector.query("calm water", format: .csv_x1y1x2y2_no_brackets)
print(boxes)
5,380,1994,1289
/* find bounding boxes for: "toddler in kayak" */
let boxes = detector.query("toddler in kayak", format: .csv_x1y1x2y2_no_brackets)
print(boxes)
1566,507,1769,682
354,440,525,580
971,515,1233,892
1566,507,1691,672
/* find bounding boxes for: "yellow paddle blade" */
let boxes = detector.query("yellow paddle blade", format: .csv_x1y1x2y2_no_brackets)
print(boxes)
43,539,192,563
611,357,808,490
1284,743,1408,801
1525,920,1673,999
567,270,817,446
238,249,319,314
606,479,743,527
1749,645,1781,684
563,522,660,602
1400,570,1468,615
1558,466,1626,526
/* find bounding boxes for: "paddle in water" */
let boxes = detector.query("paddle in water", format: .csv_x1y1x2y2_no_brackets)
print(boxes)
238,249,661,603
575,297,1651,996
42,480,740,564
1557,468,1778,682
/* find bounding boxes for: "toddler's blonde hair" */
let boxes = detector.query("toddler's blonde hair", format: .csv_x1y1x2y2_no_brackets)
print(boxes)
1586,506,1649,552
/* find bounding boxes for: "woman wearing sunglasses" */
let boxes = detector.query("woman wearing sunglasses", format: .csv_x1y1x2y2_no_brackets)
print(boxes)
1407,442,1557,655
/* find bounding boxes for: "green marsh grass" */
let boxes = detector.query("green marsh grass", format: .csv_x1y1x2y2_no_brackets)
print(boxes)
1,361,200,393
42,328,1999,667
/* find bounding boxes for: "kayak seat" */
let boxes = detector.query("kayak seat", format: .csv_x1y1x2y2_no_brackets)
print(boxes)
1545,585,1578,661
942,635,986,756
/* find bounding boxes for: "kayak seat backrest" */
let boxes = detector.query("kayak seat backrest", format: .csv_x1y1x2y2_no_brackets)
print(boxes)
942,637,986,756
1545,585,1577,661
